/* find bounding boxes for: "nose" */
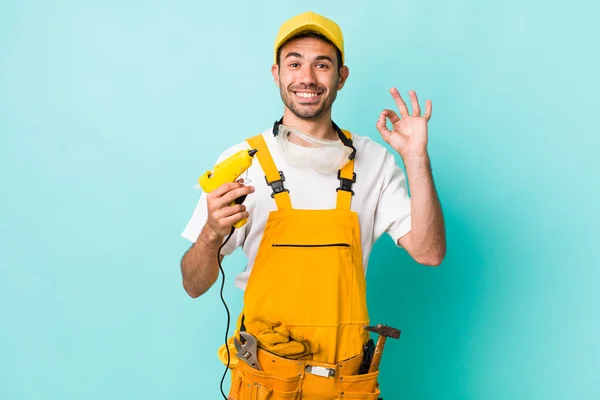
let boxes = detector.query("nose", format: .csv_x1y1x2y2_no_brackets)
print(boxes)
298,64,317,86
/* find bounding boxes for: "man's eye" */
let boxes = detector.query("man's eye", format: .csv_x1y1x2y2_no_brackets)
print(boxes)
289,63,300,68
316,63,329,69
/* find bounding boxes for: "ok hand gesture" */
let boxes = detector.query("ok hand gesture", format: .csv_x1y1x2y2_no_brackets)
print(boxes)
376,88,432,158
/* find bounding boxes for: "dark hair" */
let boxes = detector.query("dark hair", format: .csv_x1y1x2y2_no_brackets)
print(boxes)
276,31,343,71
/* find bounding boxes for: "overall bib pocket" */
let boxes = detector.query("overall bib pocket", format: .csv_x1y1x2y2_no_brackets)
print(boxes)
253,240,354,329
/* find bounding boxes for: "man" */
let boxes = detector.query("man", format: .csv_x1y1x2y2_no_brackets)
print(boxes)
180,11,445,399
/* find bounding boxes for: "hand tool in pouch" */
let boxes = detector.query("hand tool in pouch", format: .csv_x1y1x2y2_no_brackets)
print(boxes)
364,324,401,373
234,332,262,371
358,338,375,374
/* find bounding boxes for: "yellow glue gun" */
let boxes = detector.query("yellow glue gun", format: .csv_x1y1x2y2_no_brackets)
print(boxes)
199,149,258,229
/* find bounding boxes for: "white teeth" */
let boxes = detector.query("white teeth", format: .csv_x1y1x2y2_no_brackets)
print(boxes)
296,92,318,98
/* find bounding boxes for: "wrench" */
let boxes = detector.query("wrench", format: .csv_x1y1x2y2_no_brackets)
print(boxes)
234,332,262,371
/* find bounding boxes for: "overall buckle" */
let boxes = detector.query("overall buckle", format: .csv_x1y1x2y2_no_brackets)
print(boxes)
336,170,356,195
265,171,289,198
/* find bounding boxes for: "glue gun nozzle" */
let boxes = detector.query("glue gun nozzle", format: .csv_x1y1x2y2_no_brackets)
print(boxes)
248,149,258,157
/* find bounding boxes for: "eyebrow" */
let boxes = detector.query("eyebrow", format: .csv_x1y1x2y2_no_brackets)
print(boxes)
284,52,334,63
285,52,303,59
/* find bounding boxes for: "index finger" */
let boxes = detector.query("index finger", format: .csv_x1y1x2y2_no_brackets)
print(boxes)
209,181,245,198
390,87,410,118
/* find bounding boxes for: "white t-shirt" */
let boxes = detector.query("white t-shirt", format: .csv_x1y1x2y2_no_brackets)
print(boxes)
181,127,412,290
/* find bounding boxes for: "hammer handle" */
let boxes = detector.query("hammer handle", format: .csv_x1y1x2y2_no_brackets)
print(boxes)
368,336,387,373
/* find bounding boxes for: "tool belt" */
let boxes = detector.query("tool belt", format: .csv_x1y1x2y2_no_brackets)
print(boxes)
228,346,381,400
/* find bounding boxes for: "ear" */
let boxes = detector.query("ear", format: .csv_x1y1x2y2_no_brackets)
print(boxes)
271,64,280,87
337,66,350,90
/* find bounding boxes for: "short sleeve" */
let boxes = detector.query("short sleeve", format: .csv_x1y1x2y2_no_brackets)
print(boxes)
373,153,412,246
180,142,251,255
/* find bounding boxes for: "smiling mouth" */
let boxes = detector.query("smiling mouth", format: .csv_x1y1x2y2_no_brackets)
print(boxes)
293,91,322,100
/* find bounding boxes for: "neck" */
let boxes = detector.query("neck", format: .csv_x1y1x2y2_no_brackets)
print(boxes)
281,108,338,142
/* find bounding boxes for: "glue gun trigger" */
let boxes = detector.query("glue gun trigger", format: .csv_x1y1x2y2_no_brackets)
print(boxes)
234,195,247,205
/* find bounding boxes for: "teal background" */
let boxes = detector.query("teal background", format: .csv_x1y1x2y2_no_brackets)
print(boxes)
1,0,599,398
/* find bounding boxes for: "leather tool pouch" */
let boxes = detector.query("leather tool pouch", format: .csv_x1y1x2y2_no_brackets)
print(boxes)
228,350,381,400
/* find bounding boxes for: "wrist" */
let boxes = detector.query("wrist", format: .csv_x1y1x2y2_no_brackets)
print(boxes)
401,151,433,178
400,150,430,163
199,225,225,248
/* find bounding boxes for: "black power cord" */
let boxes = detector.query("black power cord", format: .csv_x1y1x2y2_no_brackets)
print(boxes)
219,226,235,400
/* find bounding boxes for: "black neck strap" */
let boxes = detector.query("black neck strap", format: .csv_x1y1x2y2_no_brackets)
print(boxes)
272,117,356,160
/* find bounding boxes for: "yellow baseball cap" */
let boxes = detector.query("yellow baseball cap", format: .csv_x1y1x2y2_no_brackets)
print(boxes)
274,11,345,65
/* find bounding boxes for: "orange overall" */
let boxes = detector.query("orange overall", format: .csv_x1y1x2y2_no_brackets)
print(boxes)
219,131,380,399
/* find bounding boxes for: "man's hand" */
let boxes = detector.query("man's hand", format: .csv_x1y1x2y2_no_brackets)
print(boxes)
376,88,432,158
180,179,255,298
376,87,445,266
205,179,255,240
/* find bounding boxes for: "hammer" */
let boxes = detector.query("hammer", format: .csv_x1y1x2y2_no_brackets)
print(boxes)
365,324,401,373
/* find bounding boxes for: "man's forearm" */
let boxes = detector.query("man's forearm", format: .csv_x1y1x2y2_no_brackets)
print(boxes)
180,226,224,298
403,153,446,265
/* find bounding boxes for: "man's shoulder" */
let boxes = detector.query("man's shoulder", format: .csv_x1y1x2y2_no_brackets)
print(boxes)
214,128,272,163
345,130,392,159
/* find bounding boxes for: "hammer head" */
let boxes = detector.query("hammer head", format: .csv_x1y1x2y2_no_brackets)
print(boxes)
365,324,401,339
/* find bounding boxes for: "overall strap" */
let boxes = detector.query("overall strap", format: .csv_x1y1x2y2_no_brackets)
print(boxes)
336,129,356,210
246,134,292,211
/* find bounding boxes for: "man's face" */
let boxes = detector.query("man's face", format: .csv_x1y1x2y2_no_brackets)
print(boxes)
273,37,349,120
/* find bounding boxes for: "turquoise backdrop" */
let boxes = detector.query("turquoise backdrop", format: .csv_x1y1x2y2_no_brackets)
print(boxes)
1,0,599,399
